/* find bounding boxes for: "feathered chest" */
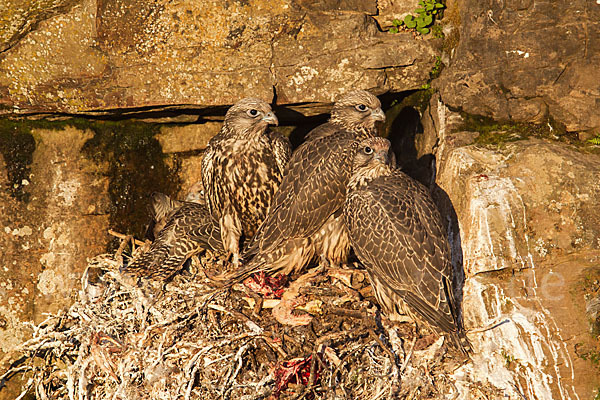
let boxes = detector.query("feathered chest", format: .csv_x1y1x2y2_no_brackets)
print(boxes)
212,137,282,185
204,135,284,235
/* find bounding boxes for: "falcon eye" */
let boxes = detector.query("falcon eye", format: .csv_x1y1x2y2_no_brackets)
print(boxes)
355,104,368,112
247,109,259,117
364,146,373,154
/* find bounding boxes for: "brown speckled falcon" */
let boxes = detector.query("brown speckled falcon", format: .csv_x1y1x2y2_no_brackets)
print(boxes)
201,98,291,267
344,137,471,356
305,89,386,141
125,192,224,280
226,91,386,281
144,180,206,241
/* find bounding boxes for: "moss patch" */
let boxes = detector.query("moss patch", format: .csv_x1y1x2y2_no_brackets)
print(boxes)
80,119,181,242
458,113,578,147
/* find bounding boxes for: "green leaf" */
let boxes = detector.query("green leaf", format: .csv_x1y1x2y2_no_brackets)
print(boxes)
392,19,401,26
417,27,430,34
404,15,417,28
389,27,398,33
417,15,432,27
415,7,425,13
416,14,432,26
426,3,434,11
435,3,445,8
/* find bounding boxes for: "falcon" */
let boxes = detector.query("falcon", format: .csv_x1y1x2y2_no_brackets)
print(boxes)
125,193,224,280
201,98,291,267
305,89,386,141
144,180,206,241
228,91,386,281
344,137,471,356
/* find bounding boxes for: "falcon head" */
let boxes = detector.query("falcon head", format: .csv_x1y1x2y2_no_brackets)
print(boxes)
184,180,206,204
348,137,394,189
224,98,279,136
330,90,385,133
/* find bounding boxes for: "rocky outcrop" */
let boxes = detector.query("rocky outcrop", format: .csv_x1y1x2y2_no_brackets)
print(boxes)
418,96,600,399
0,0,80,53
436,0,600,133
0,126,110,355
2,0,600,398
0,0,436,116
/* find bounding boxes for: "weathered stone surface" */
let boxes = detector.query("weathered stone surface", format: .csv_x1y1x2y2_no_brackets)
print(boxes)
0,0,80,52
374,0,417,29
294,0,377,14
155,122,220,154
0,126,110,356
0,0,437,116
273,12,436,104
436,0,600,132
421,97,600,399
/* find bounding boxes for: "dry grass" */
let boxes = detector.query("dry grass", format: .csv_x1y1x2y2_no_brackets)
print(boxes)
1,242,467,399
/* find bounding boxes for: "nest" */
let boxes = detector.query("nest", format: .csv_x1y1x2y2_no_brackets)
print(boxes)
1,238,468,399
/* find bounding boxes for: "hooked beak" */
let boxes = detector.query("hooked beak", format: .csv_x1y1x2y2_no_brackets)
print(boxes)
370,108,386,123
262,112,279,126
373,150,390,165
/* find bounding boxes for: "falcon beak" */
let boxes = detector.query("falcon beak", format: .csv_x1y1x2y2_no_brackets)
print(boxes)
370,108,386,123
262,112,279,126
374,150,390,165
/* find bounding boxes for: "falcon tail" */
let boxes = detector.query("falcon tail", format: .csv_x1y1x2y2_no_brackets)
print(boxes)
208,238,315,285
449,329,473,359
123,237,198,281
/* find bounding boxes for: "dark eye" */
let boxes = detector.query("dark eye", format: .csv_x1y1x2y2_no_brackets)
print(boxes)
356,104,367,112
247,109,259,117
364,146,373,154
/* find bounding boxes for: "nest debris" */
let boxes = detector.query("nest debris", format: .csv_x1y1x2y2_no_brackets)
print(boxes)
1,237,471,399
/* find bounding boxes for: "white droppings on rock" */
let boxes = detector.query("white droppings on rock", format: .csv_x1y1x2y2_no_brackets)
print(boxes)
43,226,54,240
37,269,60,295
10,225,33,237
57,178,81,206
455,275,574,400
463,175,531,274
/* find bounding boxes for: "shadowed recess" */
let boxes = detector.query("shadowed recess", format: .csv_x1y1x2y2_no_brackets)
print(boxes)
0,120,36,202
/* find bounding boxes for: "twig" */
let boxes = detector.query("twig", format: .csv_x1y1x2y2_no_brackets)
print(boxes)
328,306,366,320
221,340,253,398
368,329,397,363
400,336,417,375
108,230,145,247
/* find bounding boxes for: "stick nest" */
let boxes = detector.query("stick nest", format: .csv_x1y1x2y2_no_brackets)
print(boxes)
2,243,470,399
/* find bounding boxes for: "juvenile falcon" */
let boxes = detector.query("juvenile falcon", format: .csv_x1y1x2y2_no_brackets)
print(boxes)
144,180,206,241
305,89,386,141
201,98,291,267
228,91,386,281
344,137,471,356
126,192,224,280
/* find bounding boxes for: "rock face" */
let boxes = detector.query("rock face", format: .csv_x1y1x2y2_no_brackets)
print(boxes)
0,0,80,53
436,0,600,132
0,0,436,115
418,96,600,399
0,126,110,354
1,0,600,398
